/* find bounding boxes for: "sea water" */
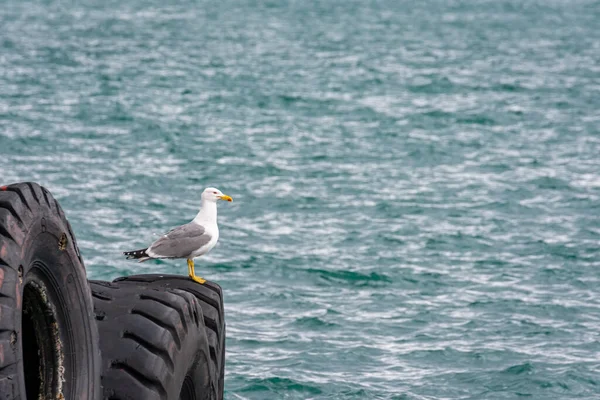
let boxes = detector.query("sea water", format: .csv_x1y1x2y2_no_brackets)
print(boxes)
1,1,599,398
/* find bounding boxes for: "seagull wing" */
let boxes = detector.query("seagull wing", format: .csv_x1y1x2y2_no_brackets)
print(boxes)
147,222,212,259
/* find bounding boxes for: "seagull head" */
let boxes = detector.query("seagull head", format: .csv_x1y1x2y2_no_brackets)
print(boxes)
202,187,233,203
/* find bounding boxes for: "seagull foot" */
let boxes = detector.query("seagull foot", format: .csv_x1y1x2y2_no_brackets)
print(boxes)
190,274,206,285
187,258,206,284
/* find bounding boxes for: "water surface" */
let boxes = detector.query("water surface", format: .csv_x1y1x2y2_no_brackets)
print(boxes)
1,1,599,398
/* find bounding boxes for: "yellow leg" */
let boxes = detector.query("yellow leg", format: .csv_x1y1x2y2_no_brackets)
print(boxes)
187,259,206,284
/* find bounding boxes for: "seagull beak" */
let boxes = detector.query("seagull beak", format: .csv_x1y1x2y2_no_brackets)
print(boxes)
219,194,233,202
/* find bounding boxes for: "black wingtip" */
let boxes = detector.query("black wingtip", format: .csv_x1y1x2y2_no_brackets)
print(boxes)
123,248,148,260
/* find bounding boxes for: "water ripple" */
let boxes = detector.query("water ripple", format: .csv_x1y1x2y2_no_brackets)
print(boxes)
2,0,600,399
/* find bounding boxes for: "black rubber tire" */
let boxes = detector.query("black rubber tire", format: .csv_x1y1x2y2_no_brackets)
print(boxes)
90,279,220,400
111,275,226,399
0,182,101,400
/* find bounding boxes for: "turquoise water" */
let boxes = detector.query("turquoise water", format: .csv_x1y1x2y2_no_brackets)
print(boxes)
1,1,600,398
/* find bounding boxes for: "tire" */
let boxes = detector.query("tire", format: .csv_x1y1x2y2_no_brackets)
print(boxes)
112,275,226,399
0,182,101,400
90,279,220,400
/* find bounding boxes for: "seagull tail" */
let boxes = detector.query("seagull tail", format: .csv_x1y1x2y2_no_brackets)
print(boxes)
123,248,151,262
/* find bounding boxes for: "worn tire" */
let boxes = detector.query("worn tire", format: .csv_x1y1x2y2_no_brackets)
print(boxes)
90,279,220,400
112,275,226,398
0,182,101,400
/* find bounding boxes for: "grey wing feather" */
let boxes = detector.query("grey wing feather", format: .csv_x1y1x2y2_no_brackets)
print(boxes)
148,222,212,258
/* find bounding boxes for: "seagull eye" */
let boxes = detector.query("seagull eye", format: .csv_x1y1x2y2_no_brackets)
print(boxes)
213,191,218,194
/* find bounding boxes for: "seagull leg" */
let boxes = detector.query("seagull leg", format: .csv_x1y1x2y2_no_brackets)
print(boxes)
187,259,206,284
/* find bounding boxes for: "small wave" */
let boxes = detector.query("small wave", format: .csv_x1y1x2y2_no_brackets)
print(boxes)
456,115,496,126
293,316,338,329
494,83,527,92
239,377,322,395
306,268,393,286
528,176,572,191
503,362,534,375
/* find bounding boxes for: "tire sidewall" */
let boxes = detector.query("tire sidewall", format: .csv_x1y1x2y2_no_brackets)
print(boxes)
2,197,100,400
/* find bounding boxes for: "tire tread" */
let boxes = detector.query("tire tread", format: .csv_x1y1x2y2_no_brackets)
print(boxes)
0,200,24,225
122,331,175,371
108,275,225,399
130,308,182,349
4,186,32,212
91,281,216,399
110,361,168,398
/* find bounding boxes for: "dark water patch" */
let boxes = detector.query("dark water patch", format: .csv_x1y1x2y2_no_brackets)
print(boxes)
419,110,454,120
239,377,322,395
379,233,406,245
494,82,528,92
293,316,338,329
396,272,448,290
456,114,496,126
504,362,535,376
528,176,573,191
306,268,393,287
210,262,238,271
407,76,459,94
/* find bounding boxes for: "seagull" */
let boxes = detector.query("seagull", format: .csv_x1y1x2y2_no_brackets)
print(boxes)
123,187,233,284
